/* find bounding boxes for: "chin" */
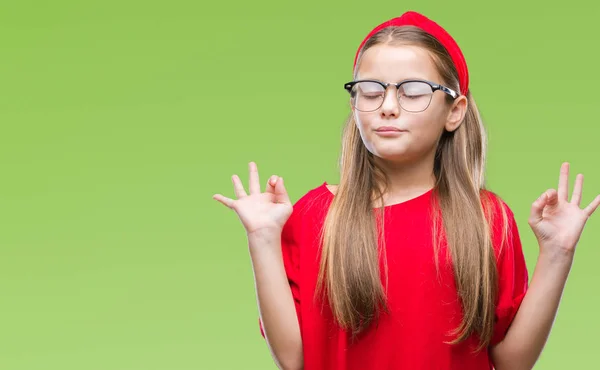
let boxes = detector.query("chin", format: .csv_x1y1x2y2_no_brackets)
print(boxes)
367,139,406,154
374,153,412,164
368,147,413,163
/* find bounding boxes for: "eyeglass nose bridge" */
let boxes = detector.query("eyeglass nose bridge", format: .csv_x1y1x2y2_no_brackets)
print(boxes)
378,83,403,110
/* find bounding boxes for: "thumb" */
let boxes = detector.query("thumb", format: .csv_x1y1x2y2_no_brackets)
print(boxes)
274,177,291,205
529,190,551,226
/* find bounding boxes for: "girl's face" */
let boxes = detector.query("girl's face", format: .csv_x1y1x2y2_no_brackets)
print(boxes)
353,44,465,165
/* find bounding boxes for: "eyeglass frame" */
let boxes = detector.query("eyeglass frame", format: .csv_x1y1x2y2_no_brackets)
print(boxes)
343,78,459,113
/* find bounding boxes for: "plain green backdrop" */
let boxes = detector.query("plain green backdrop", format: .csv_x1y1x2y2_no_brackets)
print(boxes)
1,0,599,369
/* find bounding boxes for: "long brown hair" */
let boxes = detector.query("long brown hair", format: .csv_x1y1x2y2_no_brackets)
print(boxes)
315,26,509,351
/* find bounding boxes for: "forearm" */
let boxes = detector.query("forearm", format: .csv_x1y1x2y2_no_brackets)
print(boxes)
248,230,304,370
490,250,573,370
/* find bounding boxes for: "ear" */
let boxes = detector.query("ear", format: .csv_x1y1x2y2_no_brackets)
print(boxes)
444,95,468,132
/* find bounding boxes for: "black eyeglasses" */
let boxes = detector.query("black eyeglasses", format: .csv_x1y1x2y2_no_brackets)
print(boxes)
343,79,459,113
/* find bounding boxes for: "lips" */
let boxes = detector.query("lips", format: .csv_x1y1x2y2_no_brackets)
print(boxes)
375,126,406,132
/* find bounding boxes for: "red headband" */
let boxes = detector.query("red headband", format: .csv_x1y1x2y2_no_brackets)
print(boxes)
353,11,469,96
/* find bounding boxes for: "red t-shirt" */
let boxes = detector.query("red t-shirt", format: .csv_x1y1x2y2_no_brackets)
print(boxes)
259,182,529,370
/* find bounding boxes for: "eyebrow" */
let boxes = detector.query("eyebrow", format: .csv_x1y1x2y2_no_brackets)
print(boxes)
355,77,428,83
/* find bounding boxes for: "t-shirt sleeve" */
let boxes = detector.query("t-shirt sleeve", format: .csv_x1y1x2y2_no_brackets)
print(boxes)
258,200,303,339
490,200,529,346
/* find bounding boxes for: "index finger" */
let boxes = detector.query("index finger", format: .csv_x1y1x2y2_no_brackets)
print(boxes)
584,194,600,218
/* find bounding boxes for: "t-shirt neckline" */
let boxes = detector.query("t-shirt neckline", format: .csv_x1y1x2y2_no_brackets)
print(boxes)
321,181,434,209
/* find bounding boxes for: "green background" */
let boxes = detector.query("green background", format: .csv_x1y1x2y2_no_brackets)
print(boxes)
1,1,598,369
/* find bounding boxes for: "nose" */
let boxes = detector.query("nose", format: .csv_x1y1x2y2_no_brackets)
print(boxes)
379,86,400,118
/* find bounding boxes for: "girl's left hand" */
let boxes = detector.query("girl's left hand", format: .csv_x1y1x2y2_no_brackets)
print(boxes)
529,162,600,258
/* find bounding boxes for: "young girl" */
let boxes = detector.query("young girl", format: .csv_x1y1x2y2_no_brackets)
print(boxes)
213,10,600,370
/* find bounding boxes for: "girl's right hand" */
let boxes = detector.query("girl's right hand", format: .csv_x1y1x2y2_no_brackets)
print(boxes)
213,162,293,236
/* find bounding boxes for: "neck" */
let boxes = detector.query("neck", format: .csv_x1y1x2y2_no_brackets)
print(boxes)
373,152,436,204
